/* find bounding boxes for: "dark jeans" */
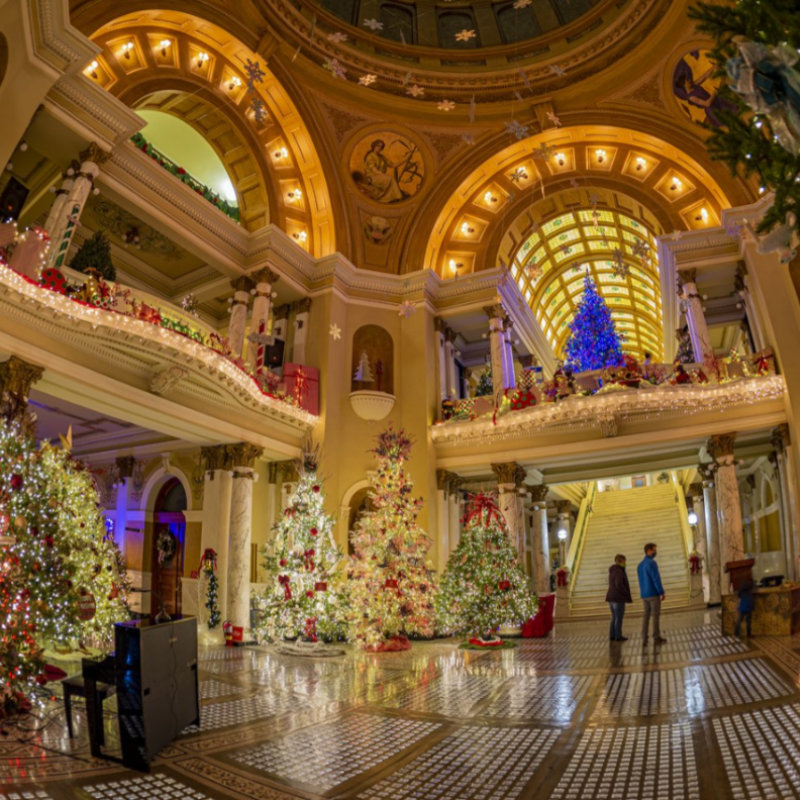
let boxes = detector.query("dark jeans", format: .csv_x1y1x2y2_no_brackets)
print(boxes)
735,609,753,637
609,602,626,640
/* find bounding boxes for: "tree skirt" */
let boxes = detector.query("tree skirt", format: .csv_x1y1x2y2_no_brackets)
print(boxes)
273,640,347,658
364,635,411,653
460,636,517,650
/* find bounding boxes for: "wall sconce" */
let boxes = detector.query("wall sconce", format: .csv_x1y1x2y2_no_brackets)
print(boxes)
197,52,210,67
288,188,302,202
687,510,699,525
484,191,497,204
120,42,134,59
670,176,683,192
274,147,289,160
635,157,647,171
461,222,474,235
159,39,171,56
595,148,607,164
554,152,566,167
229,76,242,90
695,207,709,223
449,258,463,273
87,60,99,79
293,230,308,243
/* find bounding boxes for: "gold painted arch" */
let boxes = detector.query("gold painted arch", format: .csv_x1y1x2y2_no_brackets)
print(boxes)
88,10,336,256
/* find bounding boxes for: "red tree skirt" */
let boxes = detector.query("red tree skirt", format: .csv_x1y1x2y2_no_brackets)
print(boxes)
366,635,411,653
468,636,505,647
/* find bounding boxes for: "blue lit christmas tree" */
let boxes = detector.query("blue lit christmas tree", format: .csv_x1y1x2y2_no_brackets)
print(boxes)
563,274,624,372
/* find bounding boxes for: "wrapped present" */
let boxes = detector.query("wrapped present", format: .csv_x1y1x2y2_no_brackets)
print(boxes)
510,385,540,411
517,368,537,391
283,362,319,415
470,396,494,418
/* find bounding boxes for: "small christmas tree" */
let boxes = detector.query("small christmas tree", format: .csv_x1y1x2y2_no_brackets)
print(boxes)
474,370,493,397
563,275,624,372
69,230,116,282
436,494,536,640
348,427,436,651
676,327,694,364
353,351,374,384
257,451,345,643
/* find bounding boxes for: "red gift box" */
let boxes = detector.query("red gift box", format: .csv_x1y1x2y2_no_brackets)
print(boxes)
385,579,398,589
283,363,319,416
314,581,328,591
498,580,511,591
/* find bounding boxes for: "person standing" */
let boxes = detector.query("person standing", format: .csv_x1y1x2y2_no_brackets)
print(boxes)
734,580,756,639
637,543,667,644
606,554,633,641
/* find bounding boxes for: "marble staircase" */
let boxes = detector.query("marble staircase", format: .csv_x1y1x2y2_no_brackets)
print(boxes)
569,484,692,617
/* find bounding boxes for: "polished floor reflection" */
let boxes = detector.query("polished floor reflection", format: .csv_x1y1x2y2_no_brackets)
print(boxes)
5,610,800,799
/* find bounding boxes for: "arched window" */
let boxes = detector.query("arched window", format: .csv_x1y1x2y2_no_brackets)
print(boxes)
438,12,478,48
496,5,542,43
380,4,416,44
351,325,394,393
552,0,595,25
322,0,359,24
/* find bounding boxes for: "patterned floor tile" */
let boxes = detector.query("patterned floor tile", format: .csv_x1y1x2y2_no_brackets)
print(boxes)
382,671,504,716
482,675,593,721
83,774,212,798
200,679,246,701
183,692,313,733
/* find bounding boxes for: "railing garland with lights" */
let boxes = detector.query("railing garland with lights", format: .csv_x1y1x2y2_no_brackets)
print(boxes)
130,132,240,223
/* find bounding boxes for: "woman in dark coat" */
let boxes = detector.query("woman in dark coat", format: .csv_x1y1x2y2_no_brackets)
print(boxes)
606,554,633,641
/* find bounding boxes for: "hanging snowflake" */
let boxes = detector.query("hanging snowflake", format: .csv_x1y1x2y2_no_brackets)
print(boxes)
549,64,567,77
526,261,543,281
402,72,413,86
513,0,532,7
362,18,383,30
532,143,554,160
324,59,347,79
547,110,562,127
359,74,377,86
329,323,342,340
631,238,650,262
406,84,425,97
725,222,743,238
611,248,629,278
569,178,580,189
462,133,475,146
437,99,456,112
588,192,601,206
509,167,528,182
455,29,477,42
244,59,266,91
469,95,476,124
181,292,200,317
398,300,417,318
250,97,268,123
327,32,348,43
505,119,530,140
518,69,531,90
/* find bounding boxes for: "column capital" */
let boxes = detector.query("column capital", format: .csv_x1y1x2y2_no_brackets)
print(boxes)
746,474,756,490
230,275,255,295
434,317,448,334
201,444,234,472
267,462,279,484
79,142,112,166
483,303,507,322
292,297,312,314
677,268,697,290
555,499,571,515
0,356,44,423
273,303,291,321
529,484,549,503
687,482,704,499
707,432,736,460
251,267,280,286
491,461,525,487
444,327,458,344
229,442,263,469
116,456,136,480
772,423,791,453
279,460,298,483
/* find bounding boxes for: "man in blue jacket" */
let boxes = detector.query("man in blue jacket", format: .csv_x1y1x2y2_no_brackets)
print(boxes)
637,543,667,644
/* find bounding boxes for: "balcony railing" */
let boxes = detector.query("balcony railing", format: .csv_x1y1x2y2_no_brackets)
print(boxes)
130,132,240,223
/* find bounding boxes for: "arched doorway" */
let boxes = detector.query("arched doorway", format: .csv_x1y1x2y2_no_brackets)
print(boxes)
151,478,187,617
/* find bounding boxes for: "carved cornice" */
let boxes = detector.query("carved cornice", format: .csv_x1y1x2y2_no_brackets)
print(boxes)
292,298,312,314
707,432,736,460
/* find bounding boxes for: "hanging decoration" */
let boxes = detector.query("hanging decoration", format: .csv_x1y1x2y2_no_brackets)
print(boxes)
199,549,220,629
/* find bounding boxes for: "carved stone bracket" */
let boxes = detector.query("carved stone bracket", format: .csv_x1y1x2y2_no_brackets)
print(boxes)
597,413,618,438
149,365,189,397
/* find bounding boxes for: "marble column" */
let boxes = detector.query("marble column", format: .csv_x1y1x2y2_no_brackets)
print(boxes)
735,261,765,352
448,490,461,557
291,298,312,365
708,433,744,594
700,465,721,604
502,318,516,390
435,318,449,401
436,469,452,563
491,461,527,564
200,445,235,632
49,143,110,269
227,443,263,634
677,269,714,365
529,485,550,595
0,355,44,426
43,167,75,242
444,328,460,399
266,462,280,535
228,276,255,359
484,304,510,405
773,424,799,580
113,456,137,556
247,267,279,373
688,481,709,601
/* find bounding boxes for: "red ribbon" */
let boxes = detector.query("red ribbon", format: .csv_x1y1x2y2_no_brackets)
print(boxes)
294,367,308,406
303,548,315,572
464,494,503,528
198,548,217,573
278,574,292,600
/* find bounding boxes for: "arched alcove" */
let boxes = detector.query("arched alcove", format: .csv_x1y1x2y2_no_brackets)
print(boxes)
151,477,187,617
351,325,395,394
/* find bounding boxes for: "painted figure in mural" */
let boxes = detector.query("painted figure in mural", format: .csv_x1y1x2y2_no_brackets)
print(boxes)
673,51,738,128
352,139,422,203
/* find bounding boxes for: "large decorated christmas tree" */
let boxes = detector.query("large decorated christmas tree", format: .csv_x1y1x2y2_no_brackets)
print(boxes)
436,493,536,641
563,275,625,372
258,452,346,643
348,428,436,651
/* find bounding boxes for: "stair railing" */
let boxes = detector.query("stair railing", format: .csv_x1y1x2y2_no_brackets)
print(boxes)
565,481,597,597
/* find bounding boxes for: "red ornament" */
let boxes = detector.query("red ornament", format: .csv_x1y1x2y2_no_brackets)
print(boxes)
9,475,23,491
77,591,96,621
279,559,287,567
309,527,318,537
44,536,54,548
385,579,398,589
499,580,511,591
32,562,40,572
312,485,320,493
278,574,292,600
306,590,314,599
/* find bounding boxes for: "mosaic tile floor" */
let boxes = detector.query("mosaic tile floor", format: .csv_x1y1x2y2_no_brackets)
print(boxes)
7,609,800,799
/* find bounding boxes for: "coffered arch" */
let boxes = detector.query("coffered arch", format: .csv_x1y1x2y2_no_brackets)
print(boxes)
86,10,336,255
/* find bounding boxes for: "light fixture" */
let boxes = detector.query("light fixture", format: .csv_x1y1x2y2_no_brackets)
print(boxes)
159,39,171,56
123,227,141,248
293,230,308,243
120,42,134,59
229,76,242,90
87,60,99,79
461,222,474,235
484,191,497,204
274,147,289,159
695,207,709,223
554,152,566,167
595,148,606,163
449,259,463,273
688,510,699,525
557,529,568,541
635,157,647,171
288,188,302,202
197,51,209,67
670,176,683,192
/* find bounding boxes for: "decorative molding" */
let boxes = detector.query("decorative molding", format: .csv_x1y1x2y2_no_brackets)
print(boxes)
149,365,190,398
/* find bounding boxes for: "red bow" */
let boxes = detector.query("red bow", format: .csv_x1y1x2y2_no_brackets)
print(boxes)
464,494,503,527
198,548,217,573
303,548,315,572
278,574,292,600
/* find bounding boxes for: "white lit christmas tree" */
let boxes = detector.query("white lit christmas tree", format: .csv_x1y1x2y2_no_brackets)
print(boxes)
258,451,346,643
353,351,375,383
435,493,536,642
347,427,436,651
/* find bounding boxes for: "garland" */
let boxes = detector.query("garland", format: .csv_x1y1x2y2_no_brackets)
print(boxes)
199,548,220,629
156,530,177,564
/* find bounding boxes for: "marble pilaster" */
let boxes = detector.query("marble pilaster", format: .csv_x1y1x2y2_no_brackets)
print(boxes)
229,276,255,359
491,461,527,564
529,485,550,595
434,318,449,400
677,269,714,365
502,318,516,390
484,304,510,405
291,297,312,365
708,434,744,594
444,328,459,399
735,261,765,352
773,424,799,580
701,468,721,605
247,267,279,373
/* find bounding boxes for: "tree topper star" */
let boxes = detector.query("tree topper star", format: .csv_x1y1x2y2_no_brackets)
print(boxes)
329,323,342,340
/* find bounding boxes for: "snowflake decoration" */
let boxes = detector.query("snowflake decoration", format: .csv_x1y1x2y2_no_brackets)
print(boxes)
461,133,475,146
670,230,684,240
398,300,417,318
244,59,266,91
588,192,601,206
437,99,456,112
532,143,554,160
181,293,200,317
362,18,383,30
455,29,477,42
324,59,347,80
611,248,629,278
504,119,530,140
469,95,476,124
518,69,531,90
547,110,561,127
402,72,413,86
513,0,532,7
526,262,543,281
509,167,528,183
329,323,342,340
631,238,650,261
569,178,580,189
250,97,268,123
406,84,425,97
359,73,377,86
549,64,567,77
725,222,743,238
327,32,348,43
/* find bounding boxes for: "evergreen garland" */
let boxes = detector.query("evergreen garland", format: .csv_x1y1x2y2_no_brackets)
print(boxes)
687,0,800,235
199,549,220,629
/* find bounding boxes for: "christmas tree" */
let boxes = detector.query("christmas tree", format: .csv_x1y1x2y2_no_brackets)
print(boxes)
563,275,624,372
257,452,346,643
687,0,800,237
348,428,437,651
69,230,116,282
474,369,493,397
353,351,374,384
435,494,536,639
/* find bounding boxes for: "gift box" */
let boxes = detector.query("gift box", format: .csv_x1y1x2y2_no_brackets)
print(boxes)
510,387,539,411
283,363,319,416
